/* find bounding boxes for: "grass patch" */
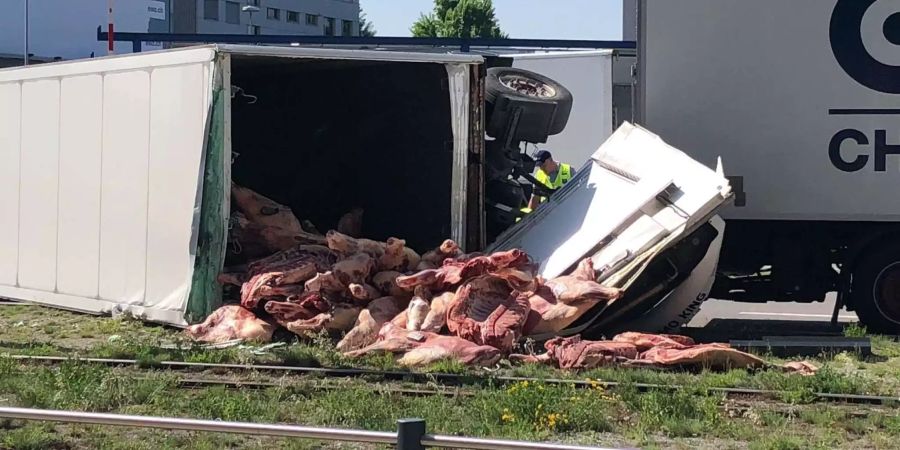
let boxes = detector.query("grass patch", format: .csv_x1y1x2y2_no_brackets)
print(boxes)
842,323,867,338
619,387,722,438
0,422,67,450
748,435,808,450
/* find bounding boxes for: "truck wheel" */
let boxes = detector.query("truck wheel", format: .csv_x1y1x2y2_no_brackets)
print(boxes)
850,243,900,334
485,67,573,136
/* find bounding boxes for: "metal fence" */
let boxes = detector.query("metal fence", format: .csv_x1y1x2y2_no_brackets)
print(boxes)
0,407,633,450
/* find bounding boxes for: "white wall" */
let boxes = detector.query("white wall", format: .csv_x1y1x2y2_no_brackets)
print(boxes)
1,0,151,60
509,51,615,170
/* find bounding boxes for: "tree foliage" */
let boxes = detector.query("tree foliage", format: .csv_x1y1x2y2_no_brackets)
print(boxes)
359,8,376,37
411,0,507,39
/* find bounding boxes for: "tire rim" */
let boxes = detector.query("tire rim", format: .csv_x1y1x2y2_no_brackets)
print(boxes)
873,261,900,324
499,74,557,98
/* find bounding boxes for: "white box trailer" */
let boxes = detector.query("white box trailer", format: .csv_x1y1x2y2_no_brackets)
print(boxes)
0,45,483,326
636,0,900,331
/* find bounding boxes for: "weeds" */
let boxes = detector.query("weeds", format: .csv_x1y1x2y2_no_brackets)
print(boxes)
620,387,722,437
0,423,65,450
842,323,867,338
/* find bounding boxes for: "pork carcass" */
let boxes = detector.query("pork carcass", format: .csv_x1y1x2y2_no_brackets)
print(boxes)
372,271,409,298
279,303,362,336
631,343,767,370
185,305,276,344
337,208,364,238
446,276,530,352
523,264,622,335
241,251,333,309
336,296,403,352
405,287,431,331
510,336,639,370
332,253,376,287
396,249,534,291
417,239,462,270
247,245,336,276
612,332,695,351
378,238,421,272
345,323,502,367
263,291,331,324
231,184,325,249
420,291,453,333
325,230,386,259
349,283,382,302
305,271,345,294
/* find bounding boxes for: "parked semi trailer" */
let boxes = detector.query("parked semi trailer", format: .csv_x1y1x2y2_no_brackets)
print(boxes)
632,0,900,332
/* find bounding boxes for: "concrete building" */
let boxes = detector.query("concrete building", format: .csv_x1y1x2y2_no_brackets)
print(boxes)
177,0,360,37
0,0,359,63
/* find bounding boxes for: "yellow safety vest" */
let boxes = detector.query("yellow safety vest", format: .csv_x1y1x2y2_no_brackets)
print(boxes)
517,164,572,222
534,163,572,203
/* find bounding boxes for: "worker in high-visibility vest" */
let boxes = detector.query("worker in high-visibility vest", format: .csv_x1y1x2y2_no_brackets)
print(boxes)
527,149,575,210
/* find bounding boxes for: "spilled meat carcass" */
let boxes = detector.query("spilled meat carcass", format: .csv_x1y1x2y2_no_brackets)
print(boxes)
523,258,622,336
511,335,639,369
395,248,534,292
446,276,530,352
230,183,325,253
185,305,277,344
344,323,502,367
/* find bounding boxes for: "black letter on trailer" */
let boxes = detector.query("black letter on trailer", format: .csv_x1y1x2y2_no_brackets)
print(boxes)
829,129,869,172
875,130,900,172
830,0,900,94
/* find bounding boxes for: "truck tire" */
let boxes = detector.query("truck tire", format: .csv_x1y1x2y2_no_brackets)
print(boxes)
850,242,900,334
485,67,573,136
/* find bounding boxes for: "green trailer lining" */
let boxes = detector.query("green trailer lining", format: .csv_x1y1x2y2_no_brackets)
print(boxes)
185,87,227,324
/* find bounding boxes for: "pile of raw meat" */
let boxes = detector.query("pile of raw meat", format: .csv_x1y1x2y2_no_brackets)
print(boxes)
186,186,816,375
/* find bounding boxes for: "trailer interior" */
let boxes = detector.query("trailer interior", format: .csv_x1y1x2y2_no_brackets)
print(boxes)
228,55,457,254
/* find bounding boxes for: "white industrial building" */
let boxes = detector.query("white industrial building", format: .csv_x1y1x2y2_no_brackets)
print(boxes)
0,0,360,62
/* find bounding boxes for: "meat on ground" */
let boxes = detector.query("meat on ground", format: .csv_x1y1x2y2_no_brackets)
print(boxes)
345,323,502,367
336,296,404,352
446,276,530,352
510,335,639,369
185,305,276,344
612,332,695,351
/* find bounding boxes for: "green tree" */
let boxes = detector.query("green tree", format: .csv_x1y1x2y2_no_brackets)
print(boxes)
411,0,507,39
359,8,376,37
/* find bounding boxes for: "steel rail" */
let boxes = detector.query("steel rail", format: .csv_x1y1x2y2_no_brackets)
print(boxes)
0,406,396,444
8,354,899,405
0,407,628,450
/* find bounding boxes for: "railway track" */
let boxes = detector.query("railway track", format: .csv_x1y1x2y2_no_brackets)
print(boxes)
7,354,899,406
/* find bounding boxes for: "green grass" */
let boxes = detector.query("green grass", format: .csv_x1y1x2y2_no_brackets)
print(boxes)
842,323,867,338
1,359,900,449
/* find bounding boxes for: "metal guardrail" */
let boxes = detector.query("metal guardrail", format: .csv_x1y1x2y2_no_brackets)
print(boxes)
0,407,631,450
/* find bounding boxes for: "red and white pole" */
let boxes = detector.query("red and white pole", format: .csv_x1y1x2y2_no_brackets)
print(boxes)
107,0,114,54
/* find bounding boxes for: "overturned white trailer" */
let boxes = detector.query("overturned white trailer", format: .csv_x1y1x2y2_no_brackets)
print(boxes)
0,45,483,326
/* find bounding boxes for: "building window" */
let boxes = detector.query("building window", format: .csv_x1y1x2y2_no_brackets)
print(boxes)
251,25,261,35
324,17,336,36
225,1,240,24
342,20,354,36
267,8,280,20
203,0,219,21
249,0,259,5
306,14,318,26
287,11,299,23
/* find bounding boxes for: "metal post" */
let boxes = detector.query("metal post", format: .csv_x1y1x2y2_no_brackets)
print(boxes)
23,0,29,66
396,418,425,450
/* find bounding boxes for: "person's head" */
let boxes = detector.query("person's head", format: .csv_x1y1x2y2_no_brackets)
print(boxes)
534,150,557,172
